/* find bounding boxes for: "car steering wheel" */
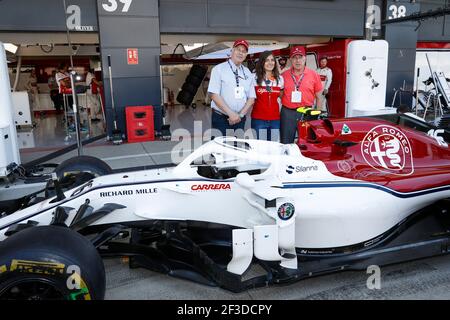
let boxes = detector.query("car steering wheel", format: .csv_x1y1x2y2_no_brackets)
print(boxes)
210,166,221,179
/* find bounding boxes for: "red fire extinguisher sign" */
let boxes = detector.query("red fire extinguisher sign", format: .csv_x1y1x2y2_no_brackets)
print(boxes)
127,48,139,65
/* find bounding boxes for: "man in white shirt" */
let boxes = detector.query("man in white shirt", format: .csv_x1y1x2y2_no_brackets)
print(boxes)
85,69,102,121
25,69,41,112
316,57,332,113
56,63,71,94
208,39,256,137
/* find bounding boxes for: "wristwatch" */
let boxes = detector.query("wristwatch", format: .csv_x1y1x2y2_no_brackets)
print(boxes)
238,113,245,119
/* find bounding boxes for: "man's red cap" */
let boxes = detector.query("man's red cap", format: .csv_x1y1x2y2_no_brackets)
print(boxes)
233,39,249,51
290,46,306,58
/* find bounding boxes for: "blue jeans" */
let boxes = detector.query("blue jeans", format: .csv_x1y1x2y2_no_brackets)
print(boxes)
251,119,280,141
211,111,246,137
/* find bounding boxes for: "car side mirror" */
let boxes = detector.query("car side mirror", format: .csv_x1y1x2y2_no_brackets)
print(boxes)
235,173,256,190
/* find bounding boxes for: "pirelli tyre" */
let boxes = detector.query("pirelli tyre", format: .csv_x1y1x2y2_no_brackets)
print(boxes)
189,65,207,79
186,74,203,87
55,155,112,180
45,156,113,198
176,90,195,106
181,82,198,95
0,226,105,300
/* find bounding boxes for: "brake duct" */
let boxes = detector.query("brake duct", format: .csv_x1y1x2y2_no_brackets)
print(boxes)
227,173,297,275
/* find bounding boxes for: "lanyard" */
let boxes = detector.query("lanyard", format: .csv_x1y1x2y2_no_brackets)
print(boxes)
264,79,272,93
228,60,246,87
290,70,305,91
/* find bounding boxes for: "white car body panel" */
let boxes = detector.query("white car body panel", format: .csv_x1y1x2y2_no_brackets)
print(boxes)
1,137,449,249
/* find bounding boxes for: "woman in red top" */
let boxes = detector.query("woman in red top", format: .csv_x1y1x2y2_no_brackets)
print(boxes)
251,51,284,141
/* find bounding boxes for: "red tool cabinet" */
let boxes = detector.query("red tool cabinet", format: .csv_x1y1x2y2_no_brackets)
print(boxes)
125,106,155,143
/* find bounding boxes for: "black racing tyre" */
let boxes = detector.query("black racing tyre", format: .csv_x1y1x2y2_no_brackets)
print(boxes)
0,226,105,300
186,74,203,87
181,82,199,95
189,65,207,79
55,155,112,180
176,90,195,106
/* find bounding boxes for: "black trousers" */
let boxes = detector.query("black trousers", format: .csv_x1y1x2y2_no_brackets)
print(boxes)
50,89,63,112
211,111,246,138
280,106,301,144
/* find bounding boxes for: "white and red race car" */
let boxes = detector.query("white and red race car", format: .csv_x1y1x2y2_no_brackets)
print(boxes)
0,112,449,300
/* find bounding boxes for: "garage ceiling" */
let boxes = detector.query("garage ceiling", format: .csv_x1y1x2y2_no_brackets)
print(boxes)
0,32,99,45
160,34,332,55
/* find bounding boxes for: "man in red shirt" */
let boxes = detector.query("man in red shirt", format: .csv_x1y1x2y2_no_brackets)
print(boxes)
280,46,323,144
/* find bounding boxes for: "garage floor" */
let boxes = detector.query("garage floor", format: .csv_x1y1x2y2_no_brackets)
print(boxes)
17,112,105,150
103,255,450,300
18,102,253,155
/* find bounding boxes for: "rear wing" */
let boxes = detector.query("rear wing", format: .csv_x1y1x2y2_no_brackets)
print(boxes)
434,71,450,106
369,112,450,144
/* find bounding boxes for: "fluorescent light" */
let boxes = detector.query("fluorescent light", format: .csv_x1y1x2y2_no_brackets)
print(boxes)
4,43,18,54
184,43,208,52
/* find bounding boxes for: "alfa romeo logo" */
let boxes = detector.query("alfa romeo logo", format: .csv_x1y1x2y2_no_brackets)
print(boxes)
277,203,295,221
361,125,414,176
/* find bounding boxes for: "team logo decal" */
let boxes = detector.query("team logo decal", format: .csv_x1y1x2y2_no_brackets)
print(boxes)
337,160,353,174
427,129,448,147
286,165,295,174
277,203,295,221
341,124,352,135
191,183,231,191
361,125,414,176
257,87,280,94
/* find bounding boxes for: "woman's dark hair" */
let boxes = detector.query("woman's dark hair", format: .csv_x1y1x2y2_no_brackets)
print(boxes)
58,63,68,71
255,51,280,86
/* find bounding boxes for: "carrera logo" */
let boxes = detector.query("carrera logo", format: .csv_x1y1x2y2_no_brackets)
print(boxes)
361,125,414,176
191,183,231,191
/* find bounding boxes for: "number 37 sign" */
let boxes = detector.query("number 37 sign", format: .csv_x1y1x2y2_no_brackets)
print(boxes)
102,0,133,13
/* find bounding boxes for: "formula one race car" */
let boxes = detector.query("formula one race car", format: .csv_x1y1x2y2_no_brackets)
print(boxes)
0,112,449,300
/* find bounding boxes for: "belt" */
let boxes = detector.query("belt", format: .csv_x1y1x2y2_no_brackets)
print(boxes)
282,105,312,110
213,110,229,119
213,109,247,120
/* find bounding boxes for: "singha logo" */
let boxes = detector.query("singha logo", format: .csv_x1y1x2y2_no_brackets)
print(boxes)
361,125,414,176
